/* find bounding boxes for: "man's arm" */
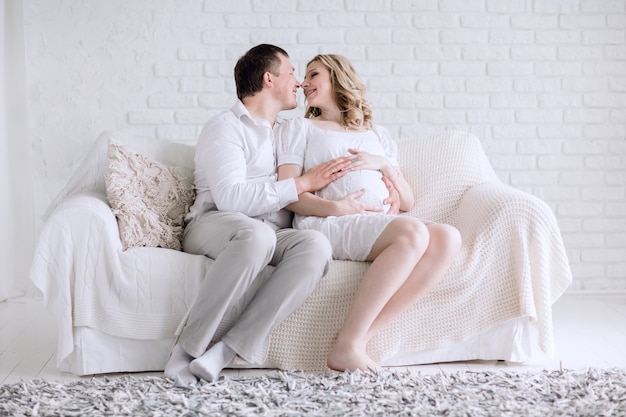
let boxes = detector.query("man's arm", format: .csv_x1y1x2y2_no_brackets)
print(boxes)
278,164,383,217
292,157,353,196
199,117,354,217
197,119,293,216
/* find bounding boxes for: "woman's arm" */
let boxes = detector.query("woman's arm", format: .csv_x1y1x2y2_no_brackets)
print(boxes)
279,164,336,216
382,175,401,215
348,148,414,212
379,165,414,211
278,164,383,217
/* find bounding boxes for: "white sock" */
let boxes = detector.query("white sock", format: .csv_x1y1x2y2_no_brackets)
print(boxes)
164,344,197,387
189,341,236,382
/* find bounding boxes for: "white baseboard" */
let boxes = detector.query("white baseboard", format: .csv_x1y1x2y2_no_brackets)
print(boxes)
564,290,626,296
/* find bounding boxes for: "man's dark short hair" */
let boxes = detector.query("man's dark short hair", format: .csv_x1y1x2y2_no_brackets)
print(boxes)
234,44,289,100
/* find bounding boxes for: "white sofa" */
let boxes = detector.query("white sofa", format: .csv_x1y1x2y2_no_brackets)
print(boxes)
29,129,573,375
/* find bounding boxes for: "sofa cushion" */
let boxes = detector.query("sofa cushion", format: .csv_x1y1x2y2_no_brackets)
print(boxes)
105,141,195,250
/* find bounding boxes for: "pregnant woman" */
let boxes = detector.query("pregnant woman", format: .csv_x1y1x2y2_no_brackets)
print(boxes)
276,54,461,372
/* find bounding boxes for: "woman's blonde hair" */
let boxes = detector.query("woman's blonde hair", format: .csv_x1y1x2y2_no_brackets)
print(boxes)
304,54,373,130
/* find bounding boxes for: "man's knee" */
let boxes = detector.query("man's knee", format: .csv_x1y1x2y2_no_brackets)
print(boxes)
299,230,333,273
234,220,277,261
185,214,278,263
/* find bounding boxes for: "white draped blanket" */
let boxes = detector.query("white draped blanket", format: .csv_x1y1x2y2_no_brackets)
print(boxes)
30,130,572,373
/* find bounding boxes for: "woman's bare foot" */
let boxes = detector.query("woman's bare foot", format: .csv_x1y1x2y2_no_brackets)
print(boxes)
327,344,381,372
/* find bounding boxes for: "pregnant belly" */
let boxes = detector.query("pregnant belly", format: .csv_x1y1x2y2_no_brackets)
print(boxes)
318,171,390,213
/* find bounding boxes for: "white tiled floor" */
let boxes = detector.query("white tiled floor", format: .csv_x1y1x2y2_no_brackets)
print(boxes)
1,294,625,385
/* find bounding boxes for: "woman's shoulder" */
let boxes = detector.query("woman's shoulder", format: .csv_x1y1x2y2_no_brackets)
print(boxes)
369,124,398,157
277,117,314,136
280,116,311,128
371,123,391,136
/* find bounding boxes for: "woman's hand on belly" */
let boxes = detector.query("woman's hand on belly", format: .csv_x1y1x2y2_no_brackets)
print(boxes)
331,189,385,216
347,148,391,172
382,176,400,215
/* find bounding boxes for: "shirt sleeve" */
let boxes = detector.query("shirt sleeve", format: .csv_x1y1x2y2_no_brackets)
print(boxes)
275,117,307,168
373,124,399,167
195,114,298,217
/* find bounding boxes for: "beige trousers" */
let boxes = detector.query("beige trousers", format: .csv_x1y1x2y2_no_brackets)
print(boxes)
178,210,332,364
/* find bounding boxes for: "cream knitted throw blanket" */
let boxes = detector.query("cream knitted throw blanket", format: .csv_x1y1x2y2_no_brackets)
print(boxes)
254,130,572,370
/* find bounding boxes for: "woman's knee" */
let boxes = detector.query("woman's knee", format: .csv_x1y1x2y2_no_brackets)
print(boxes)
428,223,462,256
392,218,430,253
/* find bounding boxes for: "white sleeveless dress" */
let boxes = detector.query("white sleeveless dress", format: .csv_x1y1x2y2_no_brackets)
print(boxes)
276,118,399,261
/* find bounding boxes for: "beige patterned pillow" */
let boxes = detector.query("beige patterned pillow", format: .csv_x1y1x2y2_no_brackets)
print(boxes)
105,141,196,250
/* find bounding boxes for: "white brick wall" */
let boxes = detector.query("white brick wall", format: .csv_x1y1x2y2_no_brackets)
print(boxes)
23,0,626,292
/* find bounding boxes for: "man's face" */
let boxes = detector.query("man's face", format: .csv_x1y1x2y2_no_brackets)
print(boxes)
272,54,300,111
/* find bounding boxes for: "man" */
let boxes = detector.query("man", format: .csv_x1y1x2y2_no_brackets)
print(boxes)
164,44,352,386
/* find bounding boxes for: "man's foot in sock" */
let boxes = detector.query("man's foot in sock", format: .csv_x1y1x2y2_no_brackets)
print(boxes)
164,344,197,387
189,341,236,382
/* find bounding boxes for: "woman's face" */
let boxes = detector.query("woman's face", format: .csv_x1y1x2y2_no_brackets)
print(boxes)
302,61,333,109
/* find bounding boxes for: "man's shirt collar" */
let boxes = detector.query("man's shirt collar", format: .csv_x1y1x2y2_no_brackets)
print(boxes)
232,99,284,128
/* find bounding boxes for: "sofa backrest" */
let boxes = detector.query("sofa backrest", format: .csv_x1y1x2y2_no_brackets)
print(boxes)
44,131,195,221
45,129,497,227
397,130,498,224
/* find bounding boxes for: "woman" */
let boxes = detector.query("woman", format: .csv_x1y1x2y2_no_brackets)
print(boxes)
276,54,461,372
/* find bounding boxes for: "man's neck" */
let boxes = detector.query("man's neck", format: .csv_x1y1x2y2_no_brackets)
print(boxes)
242,96,278,127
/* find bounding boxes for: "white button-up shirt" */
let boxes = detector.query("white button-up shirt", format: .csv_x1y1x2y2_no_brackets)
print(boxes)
186,100,299,229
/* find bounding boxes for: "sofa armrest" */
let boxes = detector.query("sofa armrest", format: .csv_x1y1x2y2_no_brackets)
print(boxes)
29,191,122,365
49,192,123,250
452,181,572,301
31,191,123,314
450,180,573,355
452,181,550,243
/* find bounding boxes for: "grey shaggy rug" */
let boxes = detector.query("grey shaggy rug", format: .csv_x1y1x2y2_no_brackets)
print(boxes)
1,368,625,417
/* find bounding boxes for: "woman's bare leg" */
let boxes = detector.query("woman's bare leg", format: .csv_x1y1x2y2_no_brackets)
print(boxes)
327,218,429,372
364,223,461,342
